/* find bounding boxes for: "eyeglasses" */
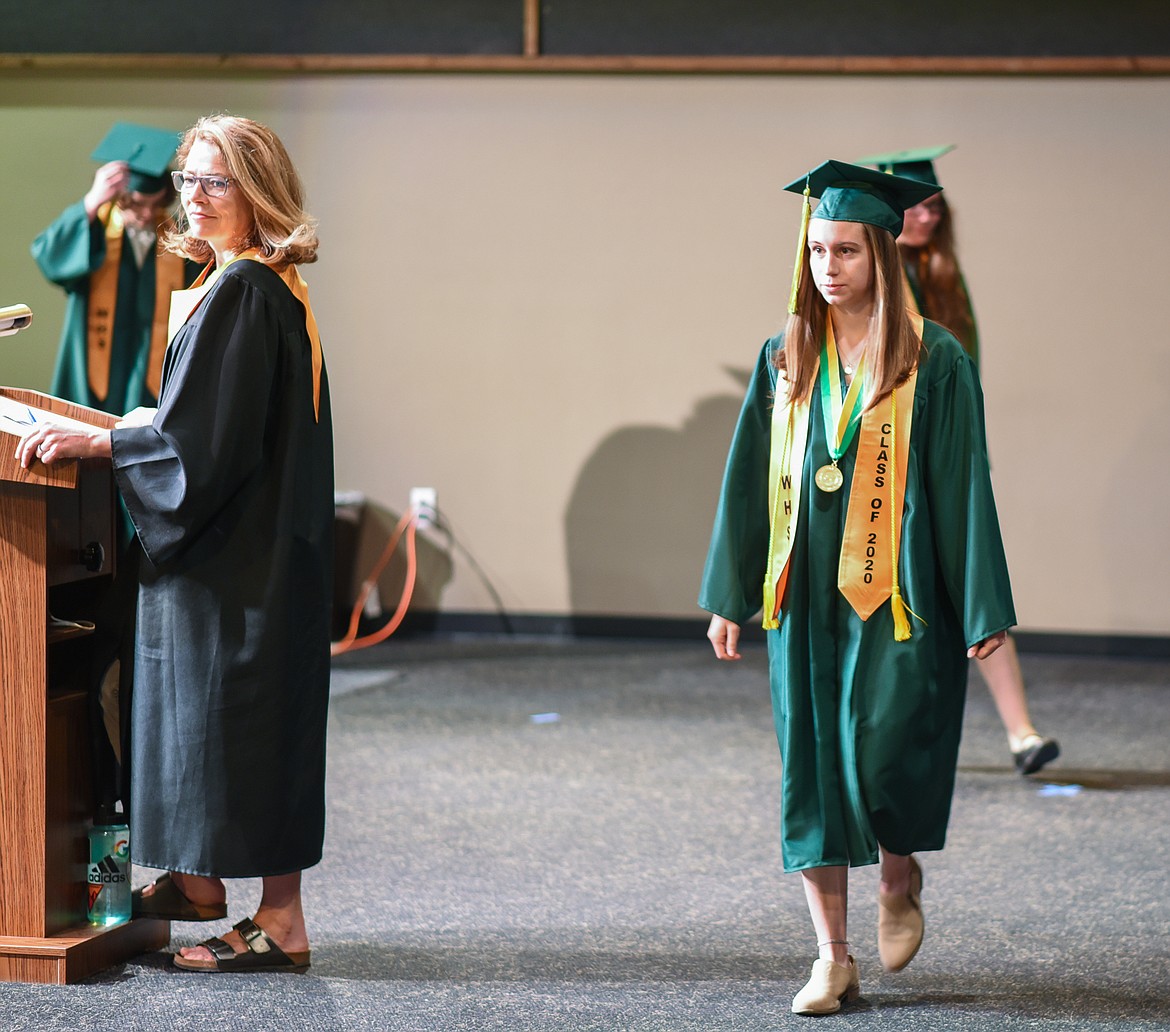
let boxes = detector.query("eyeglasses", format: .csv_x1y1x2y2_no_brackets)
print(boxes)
171,171,233,198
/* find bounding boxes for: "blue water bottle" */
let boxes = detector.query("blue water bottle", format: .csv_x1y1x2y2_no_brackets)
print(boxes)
87,805,130,926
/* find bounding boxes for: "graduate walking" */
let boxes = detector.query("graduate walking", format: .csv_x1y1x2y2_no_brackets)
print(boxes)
700,160,1015,1015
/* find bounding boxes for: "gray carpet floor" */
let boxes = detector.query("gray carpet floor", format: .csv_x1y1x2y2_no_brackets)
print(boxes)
2,637,1168,1031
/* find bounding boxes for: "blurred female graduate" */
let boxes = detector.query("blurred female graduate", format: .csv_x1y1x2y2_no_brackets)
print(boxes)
699,160,1015,1015
859,145,1058,777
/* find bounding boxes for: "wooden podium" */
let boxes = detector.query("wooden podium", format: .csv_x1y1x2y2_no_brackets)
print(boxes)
0,387,169,983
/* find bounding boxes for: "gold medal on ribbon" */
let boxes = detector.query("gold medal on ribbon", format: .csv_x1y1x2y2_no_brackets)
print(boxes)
814,463,844,492
816,318,866,493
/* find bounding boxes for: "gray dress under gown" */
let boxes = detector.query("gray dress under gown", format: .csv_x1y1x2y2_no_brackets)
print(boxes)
111,259,334,878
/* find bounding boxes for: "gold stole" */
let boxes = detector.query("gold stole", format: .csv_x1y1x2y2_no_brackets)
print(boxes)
87,203,187,402
762,391,810,630
167,251,324,421
762,313,924,639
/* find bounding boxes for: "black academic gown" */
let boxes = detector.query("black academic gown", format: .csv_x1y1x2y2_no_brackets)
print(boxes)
111,260,334,877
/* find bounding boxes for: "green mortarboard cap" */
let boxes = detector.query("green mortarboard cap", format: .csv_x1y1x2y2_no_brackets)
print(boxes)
91,122,182,193
783,158,940,236
854,145,955,189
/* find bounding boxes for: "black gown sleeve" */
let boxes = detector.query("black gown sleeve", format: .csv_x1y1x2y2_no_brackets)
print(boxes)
110,268,283,567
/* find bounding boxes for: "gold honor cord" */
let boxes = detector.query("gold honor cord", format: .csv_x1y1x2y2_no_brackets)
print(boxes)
815,318,866,492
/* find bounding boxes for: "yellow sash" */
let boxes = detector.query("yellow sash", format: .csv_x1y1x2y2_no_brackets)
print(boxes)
762,388,810,629
166,251,324,421
763,313,924,639
87,203,186,402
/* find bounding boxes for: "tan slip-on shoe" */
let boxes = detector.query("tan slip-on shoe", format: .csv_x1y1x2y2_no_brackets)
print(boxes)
791,955,861,1015
878,854,924,972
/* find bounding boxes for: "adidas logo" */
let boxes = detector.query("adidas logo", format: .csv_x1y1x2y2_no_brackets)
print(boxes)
88,855,127,884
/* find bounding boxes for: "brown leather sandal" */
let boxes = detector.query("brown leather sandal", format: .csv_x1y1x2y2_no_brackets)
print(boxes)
132,873,227,922
173,917,311,973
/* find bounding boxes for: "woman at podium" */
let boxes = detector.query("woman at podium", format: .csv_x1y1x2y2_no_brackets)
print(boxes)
16,114,333,974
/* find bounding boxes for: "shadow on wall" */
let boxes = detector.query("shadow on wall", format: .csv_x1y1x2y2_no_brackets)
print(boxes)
564,368,753,621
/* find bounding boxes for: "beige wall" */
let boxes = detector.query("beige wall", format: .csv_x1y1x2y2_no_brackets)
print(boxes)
2,72,1167,637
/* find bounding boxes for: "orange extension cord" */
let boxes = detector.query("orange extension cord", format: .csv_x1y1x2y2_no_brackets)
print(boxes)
330,507,420,657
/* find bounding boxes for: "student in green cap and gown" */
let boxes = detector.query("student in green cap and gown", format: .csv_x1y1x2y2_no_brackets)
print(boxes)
859,146,1059,777
30,123,200,818
32,121,200,415
699,159,1015,1015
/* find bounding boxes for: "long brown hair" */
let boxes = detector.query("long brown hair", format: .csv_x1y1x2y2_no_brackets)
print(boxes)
163,114,318,267
776,221,921,411
899,194,974,350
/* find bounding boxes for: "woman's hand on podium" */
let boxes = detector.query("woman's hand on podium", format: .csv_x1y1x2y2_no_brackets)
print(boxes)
15,422,112,468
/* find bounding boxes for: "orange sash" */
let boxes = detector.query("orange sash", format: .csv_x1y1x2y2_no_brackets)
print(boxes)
837,361,918,620
87,203,186,402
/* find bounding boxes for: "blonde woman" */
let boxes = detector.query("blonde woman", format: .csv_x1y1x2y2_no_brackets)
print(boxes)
18,114,333,974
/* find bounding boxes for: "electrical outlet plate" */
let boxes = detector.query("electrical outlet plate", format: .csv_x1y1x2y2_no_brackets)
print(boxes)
410,487,437,529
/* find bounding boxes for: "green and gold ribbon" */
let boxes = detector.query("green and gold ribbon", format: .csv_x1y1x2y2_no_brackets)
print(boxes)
817,317,866,472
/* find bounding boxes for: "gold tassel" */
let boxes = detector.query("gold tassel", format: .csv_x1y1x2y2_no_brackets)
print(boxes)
787,181,812,315
890,586,912,642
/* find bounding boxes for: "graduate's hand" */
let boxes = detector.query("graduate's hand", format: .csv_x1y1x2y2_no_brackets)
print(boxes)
968,631,1007,661
84,161,131,220
116,406,158,428
16,423,112,468
707,615,742,661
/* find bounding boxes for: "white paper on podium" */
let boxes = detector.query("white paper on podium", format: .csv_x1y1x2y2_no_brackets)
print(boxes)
0,395,101,437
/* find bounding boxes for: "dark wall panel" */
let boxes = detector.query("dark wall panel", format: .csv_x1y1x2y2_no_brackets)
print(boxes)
2,0,523,55
540,0,1170,58
3,0,1165,57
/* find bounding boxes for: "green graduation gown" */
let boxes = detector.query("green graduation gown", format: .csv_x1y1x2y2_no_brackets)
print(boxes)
31,200,198,414
110,260,334,877
699,320,1014,873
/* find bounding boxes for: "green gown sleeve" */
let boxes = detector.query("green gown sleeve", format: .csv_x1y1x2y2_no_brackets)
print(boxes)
30,201,104,288
697,336,780,626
